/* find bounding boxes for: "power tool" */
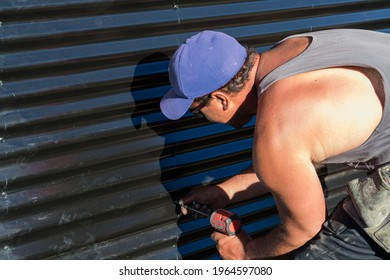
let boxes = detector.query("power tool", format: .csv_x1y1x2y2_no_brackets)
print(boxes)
175,201,241,236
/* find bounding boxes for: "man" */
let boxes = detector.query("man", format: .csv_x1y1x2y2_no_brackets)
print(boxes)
160,29,390,259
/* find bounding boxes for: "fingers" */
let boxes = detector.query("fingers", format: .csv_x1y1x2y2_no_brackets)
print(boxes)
180,190,199,206
178,199,211,217
211,232,236,259
211,231,226,242
178,199,189,215
211,230,251,260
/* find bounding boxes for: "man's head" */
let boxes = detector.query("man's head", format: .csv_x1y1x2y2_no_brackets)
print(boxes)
160,30,250,121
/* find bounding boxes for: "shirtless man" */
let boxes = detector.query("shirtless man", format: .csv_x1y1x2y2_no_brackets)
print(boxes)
160,29,390,259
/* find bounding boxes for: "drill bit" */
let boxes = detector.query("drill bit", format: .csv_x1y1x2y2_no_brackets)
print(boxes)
174,201,209,217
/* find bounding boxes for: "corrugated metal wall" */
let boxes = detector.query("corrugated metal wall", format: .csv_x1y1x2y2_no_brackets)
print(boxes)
1,0,389,260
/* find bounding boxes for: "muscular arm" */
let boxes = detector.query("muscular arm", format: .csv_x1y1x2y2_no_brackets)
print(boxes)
219,166,270,204
213,102,328,258
214,134,327,259
241,78,329,258
215,121,325,259
180,166,270,214
246,149,326,258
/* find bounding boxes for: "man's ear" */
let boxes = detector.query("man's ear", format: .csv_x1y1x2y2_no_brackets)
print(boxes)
211,91,229,110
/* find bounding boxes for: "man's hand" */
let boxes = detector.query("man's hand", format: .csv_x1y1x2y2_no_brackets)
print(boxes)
179,167,268,216
179,184,229,215
211,230,253,260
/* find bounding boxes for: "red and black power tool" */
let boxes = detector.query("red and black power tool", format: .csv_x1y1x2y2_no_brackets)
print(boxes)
175,201,241,236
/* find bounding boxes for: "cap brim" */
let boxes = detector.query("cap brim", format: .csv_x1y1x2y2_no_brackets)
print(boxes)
160,88,194,120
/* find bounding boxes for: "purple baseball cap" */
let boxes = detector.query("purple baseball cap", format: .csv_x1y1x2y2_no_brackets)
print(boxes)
160,30,247,120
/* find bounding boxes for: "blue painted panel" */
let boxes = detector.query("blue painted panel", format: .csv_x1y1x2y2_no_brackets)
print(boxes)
1,0,390,260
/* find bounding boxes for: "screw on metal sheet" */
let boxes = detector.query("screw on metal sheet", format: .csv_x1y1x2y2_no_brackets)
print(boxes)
173,1,181,24
1,191,7,198
173,0,180,9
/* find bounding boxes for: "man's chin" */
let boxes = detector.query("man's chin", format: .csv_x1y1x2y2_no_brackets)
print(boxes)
228,116,252,129
227,111,254,129
229,121,246,129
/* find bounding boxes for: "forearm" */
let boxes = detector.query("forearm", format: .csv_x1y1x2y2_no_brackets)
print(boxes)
181,166,270,214
245,225,306,259
218,166,269,205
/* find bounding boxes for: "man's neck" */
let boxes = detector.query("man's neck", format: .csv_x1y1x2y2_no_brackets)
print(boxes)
254,52,267,89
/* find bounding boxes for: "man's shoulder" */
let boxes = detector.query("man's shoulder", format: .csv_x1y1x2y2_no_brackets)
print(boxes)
256,66,383,163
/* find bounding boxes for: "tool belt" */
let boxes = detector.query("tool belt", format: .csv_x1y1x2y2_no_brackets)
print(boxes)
343,164,390,253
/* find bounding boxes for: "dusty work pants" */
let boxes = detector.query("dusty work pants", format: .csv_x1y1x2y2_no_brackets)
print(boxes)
293,198,390,260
